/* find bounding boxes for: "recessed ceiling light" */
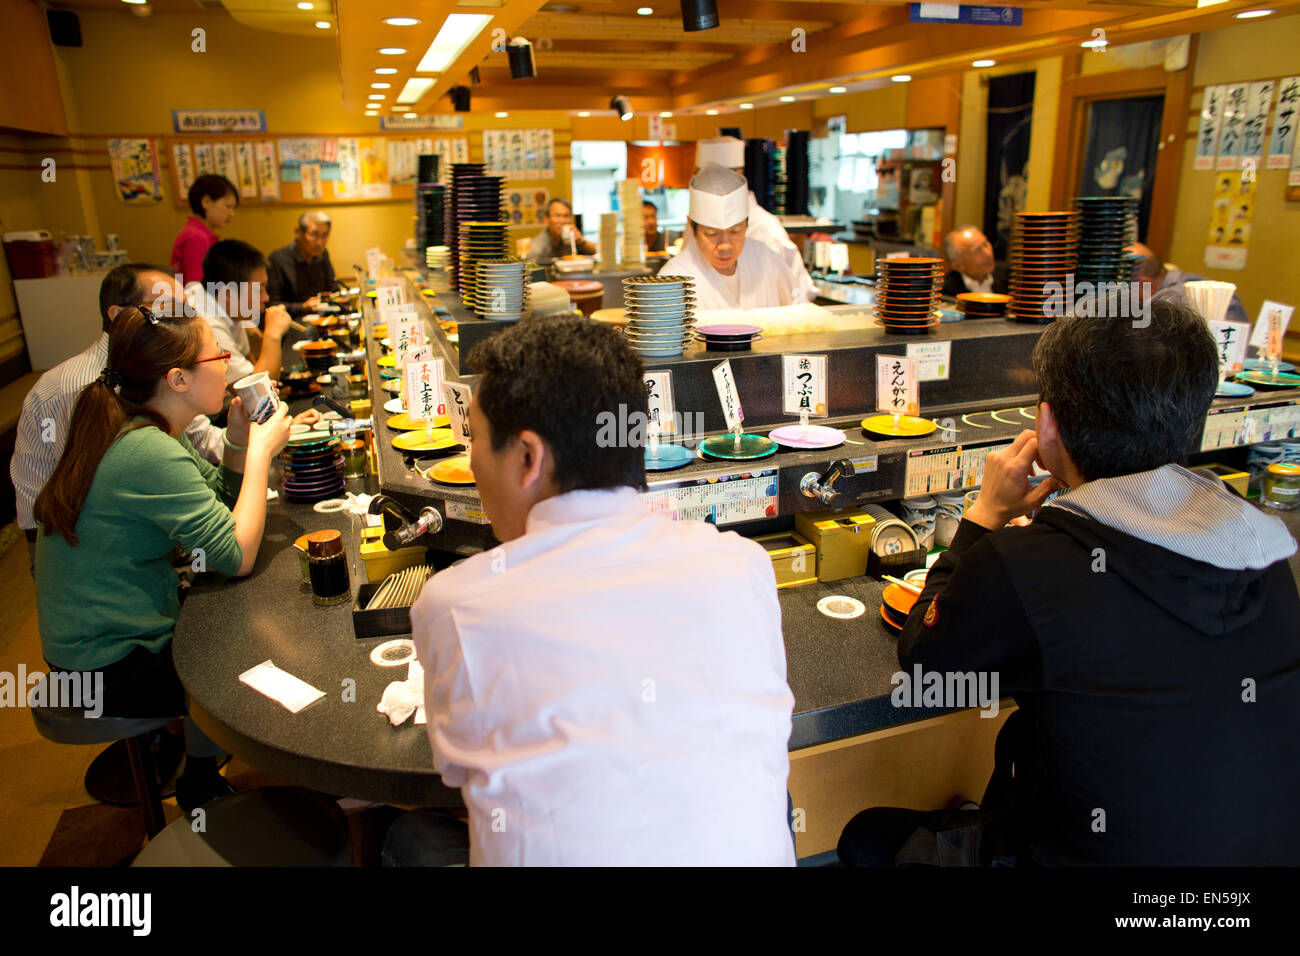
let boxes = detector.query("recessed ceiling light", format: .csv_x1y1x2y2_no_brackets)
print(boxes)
829,86,847,94
416,13,493,72
495,111,509,118
297,1,313,9
972,59,996,68
378,48,407,56
314,20,330,29
706,108,719,115
371,82,391,89
368,94,385,100
383,17,421,26
397,77,436,105
660,111,673,117
577,111,591,117
404,112,418,118
365,110,378,115
374,67,398,74
1080,38,1107,48
779,95,796,102
637,6,654,14
1234,8,1274,17
891,74,911,83
739,102,754,110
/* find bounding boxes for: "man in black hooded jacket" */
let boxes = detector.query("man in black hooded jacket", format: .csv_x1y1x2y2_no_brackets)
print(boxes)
849,300,1299,866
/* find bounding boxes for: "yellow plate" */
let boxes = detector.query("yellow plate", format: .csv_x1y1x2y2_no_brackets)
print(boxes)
377,355,396,367
372,323,388,338
425,455,474,485
421,288,438,297
387,412,450,430
365,289,378,298
861,414,938,438
392,427,459,453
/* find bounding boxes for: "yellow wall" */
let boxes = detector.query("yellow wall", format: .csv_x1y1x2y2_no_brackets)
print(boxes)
1168,14,1300,325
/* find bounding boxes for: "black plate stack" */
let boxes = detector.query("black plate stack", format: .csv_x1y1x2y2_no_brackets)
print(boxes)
458,223,511,310
1073,196,1140,286
446,163,486,292
874,257,943,334
280,431,344,503
1008,211,1079,323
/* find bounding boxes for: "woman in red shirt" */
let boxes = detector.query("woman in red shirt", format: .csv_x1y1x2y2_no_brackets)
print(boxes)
170,174,238,286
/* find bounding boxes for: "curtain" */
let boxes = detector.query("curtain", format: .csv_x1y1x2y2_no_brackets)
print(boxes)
1080,95,1164,241
984,72,1036,261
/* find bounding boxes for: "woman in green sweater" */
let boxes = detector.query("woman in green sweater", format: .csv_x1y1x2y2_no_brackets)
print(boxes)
34,303,291,809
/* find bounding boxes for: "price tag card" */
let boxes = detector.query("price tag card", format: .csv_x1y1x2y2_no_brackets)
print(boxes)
405,358,444,424
1249,300,1294,350
712,360,743,431
782,355,827,417
392,316,424,369
401,346,433,411
376,283,405,309
643,370,678,436
906,341,952,382
876,354,919,416
443,380,473,447
1207,320,1250,375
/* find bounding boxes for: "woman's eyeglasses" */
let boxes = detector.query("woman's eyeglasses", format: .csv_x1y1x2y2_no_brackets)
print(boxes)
191,351,232,367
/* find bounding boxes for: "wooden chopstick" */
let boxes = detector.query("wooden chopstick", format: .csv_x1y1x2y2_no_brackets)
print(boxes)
883,574,923,595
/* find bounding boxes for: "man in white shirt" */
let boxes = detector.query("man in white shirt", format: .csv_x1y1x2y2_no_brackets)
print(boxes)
941,226,1009,298
11,263,224,564
192,239,292,385
400,316,796,866
694,136,817,303
659,165,794,311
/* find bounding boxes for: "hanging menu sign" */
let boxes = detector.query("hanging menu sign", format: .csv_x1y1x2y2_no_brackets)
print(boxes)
1267,76,1299,169
1215,84,1249,171
1195,85,1226,171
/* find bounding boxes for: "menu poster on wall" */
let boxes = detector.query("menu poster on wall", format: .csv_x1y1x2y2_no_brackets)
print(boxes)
1215,84,1249,171
335,137,391,199
537,129,555,179
193,142,214,175
1204,171,1255,271
234,142,258,199
107,139,163,204
213,142,238,186
504,188,548,226
255,142,280,200
277,138,341,183
300,163,323,200
1240,81,1274,169
1195,86,1225,170
388,139,419,185
1266,76,1299,169
171,143,195,197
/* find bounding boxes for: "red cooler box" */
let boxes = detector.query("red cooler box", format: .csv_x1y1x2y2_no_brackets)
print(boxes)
3,230,59,279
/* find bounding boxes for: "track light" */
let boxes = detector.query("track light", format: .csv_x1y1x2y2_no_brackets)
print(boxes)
469,66,481,87
610,95,633,121
449,85,471,112
680,0,719,31
681,0,722,31
507,37,536,79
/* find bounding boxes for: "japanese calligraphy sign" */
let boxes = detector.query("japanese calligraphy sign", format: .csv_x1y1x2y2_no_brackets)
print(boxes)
643,371,677,436
1216,84,1249,171
876,354,919,417
300,162,322,201
375,283,406,309
171,143,195,198
172,110,266,134
712,360,744,432
1240,81,1274,170
234,142,258,199
1195,86,1225,171
443,381,473,446
405,357,445,425
1206,320,1249,380
781,355,827,417
392,315,425,371
255,142,280,200
1267,76,1299,169
1249,300,1295,352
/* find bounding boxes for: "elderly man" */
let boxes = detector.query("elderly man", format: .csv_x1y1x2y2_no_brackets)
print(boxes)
1127,242,1249,325
694,137,816,302
941,226,1009,297
659,165,793,310
267,211,338,317
528,198,596,260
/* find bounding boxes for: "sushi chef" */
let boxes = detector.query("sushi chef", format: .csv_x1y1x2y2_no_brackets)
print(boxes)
693,136,817,302
659,165,793,311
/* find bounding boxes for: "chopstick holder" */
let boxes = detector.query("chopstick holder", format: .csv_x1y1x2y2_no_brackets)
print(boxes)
239,660,326,714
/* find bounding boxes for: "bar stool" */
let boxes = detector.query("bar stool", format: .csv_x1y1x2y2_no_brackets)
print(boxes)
28,676,172,838
131,787,352,867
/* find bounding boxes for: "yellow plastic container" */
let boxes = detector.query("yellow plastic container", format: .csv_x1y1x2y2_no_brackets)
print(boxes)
359,526,428,583
794,507,877,582
754,532,818,590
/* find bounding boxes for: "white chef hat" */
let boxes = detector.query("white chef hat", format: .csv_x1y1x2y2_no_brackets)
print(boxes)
689,164,749,231
695,136,745,169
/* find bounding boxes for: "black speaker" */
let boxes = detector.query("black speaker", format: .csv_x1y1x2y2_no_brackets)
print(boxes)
47,10,82,48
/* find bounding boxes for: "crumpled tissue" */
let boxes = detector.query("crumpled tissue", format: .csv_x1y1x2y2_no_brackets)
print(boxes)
377,659,426,726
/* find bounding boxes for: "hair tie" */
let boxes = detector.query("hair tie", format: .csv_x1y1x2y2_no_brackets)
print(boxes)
99,366,123,389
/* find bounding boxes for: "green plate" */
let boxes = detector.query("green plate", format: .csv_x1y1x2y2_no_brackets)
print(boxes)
1235,370,1300,389
699,433,779,461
